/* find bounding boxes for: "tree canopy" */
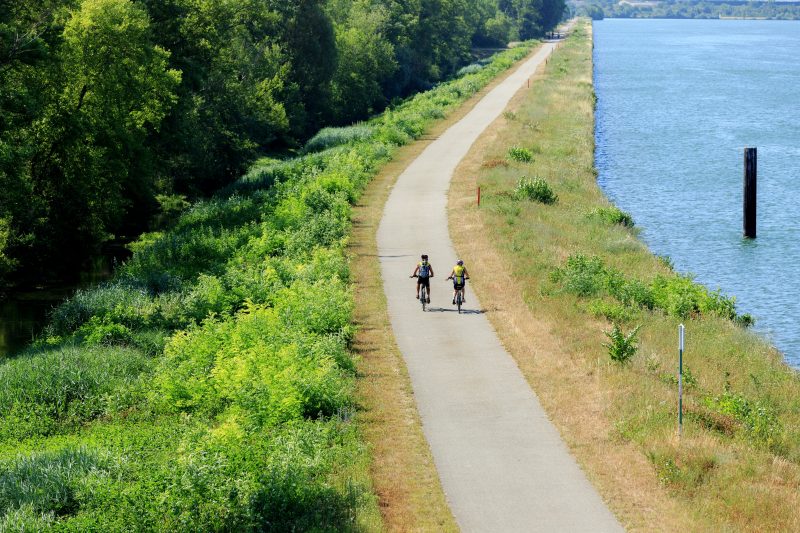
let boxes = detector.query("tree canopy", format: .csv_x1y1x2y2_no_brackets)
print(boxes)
0,0,565,287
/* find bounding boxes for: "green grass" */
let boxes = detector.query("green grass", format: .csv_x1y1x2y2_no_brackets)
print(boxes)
0,43,536,529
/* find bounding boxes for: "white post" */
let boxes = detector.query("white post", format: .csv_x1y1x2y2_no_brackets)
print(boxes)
678,324,685,437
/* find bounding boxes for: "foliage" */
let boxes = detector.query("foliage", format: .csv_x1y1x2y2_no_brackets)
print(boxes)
651,274,740,321
591,0,800,20
507,145,534,162
603,323,641,364
0,448,110,519
704,391,783,450
0,0,565,287
0,43,535,528
457,63,485,76
0,345,151,440
551,254,754,324
514,176,557,204
304,124,376,153
588,299,634,323
591,206,634,227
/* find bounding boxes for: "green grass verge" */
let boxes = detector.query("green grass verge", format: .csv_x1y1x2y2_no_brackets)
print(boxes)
0,43,535,530
472,20,800,530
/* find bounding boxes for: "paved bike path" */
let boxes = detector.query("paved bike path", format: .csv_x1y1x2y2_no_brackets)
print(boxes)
376,43,623,532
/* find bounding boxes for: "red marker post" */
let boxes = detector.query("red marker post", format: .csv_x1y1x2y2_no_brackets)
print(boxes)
477,186,481,206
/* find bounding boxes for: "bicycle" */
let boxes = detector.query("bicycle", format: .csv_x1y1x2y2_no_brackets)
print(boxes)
447,276,469,314
410,275,428,312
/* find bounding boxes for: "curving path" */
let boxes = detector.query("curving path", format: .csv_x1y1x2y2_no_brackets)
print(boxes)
376,41,624,532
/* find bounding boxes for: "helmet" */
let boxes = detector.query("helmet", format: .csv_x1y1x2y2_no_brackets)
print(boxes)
421,254,428,260
457,259,463,265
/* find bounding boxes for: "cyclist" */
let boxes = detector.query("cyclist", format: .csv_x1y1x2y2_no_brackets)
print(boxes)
411,254,434,303
446,260,470,305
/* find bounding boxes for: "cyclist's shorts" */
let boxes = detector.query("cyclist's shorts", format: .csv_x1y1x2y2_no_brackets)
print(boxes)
453,282,464,290
417,277,430,288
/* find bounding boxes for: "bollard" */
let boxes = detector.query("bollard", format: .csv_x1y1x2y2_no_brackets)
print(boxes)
743,147,757,238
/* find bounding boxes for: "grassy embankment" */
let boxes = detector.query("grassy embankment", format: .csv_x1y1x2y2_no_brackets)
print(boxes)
0,44,535,530
451,19,800,531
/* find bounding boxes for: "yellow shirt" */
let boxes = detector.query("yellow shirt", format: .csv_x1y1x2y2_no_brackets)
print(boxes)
452,265,466,282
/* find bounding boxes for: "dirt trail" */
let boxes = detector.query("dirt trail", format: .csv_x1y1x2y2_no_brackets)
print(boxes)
376,41,624,532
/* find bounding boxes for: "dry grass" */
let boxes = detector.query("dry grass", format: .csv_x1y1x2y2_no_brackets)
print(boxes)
449,19,800,532
349,46,542,531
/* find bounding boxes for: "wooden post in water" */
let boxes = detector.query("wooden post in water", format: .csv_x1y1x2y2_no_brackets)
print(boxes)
743,147,757,238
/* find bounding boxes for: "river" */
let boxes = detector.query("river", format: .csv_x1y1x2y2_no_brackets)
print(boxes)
0,253,123,357
593,18,800,366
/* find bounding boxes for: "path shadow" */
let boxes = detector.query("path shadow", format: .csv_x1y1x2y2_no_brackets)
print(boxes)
424,307,485,314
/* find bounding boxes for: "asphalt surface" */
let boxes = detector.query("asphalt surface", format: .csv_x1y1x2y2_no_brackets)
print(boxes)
376,41,624,532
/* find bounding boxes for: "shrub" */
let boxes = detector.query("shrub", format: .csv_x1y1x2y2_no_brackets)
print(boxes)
507,146,533,163
550,254,607,297
603,323,641,364
77,316,134,346
591,206,634,227
651,274,741,321
514,176,557,204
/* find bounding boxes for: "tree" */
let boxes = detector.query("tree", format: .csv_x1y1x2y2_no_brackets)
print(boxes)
24,0,179,276
327,0,396,123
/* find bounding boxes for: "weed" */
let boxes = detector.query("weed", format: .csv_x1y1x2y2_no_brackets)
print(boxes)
507,146,533,163
587,299,634,323
457,63,484,76
481,158,509,168
603,323,641,364
514,176,557,204
303,123,375,153
550,254,607,297
591,206,634,227
704,391,783,450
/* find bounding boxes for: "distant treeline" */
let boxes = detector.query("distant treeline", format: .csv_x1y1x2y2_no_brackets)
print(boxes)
578,0,800,20
0,0,564,288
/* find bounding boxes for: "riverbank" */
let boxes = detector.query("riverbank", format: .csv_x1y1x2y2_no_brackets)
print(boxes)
450,19,800,531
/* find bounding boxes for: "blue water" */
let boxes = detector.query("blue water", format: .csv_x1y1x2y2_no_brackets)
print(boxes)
593,19,800,365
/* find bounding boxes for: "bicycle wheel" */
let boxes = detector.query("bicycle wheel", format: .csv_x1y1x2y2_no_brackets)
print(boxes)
421,286,427,311
456,290,462,313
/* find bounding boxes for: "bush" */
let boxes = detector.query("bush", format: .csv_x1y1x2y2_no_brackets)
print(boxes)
603,323,641,364
514,176,557,204
77,316,134,346
651,274,742,321
550,254,607,297
507,146,533,163
591,206,634,227
552,255,748,323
